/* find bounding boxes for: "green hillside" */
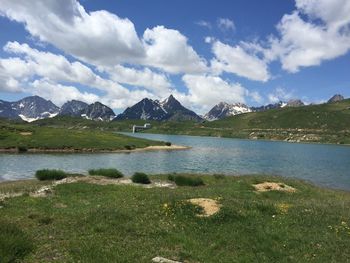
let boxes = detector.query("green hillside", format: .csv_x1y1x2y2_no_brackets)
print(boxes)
145,100,350,144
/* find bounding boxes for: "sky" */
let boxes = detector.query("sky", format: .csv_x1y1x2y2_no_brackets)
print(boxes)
0,0,350,114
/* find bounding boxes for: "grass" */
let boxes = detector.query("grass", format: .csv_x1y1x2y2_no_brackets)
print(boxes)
1,174,350,262
0,119,166,151
88,168,124,178
168,174,204,186
131,172,151,184
35,169,67,181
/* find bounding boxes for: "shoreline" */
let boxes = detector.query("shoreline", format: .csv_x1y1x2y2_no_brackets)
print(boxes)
0,144,191,154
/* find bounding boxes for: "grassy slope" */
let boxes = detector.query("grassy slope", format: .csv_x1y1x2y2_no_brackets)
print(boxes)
0,119,164,151
1,174,350,262
145,100,350,144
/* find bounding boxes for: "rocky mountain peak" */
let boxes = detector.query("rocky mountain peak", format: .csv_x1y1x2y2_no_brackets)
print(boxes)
328,94,344,103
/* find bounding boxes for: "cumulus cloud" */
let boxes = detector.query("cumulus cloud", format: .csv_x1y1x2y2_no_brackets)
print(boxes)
143,26,207,74
217,18,235,32
0,0,207,75
211,41,270,82
103,65,172,95
181,74,247,113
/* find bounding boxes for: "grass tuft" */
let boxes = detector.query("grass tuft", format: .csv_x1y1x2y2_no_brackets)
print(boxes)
88,168,124,178
171,175,205,186
131,172,151,184
35,169,67,181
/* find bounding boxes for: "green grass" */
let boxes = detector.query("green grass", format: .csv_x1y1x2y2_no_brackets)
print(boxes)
131,172,151,184
0,119,165,151
88,168,124,178
168,174,205,186
35,169,67,181
1,174,350,262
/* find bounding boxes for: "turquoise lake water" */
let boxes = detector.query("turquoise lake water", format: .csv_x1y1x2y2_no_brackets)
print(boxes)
1,133,350,190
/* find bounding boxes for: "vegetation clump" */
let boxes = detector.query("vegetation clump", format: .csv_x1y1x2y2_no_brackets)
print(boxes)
131,172,151,184
165,142,172,146
168,174,204,186
35,169,67,181
88,168,124,178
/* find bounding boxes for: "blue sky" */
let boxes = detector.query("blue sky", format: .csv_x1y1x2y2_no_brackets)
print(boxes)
0,0,349,114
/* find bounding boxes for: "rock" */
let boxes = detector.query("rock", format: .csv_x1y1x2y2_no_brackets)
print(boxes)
327,94,344,103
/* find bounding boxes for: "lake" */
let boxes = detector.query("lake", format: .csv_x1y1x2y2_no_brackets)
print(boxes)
1,133,350,190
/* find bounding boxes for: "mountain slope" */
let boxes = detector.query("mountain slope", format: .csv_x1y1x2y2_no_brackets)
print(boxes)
59,100,88,117
204,102,251,120
81,102,116,121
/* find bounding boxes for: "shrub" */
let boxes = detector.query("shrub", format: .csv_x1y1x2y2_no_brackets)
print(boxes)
0,221,34,262
165,142,172,146
17,146,28,153
173,175,204,187
167,174,175,181
131,172,151,184
124,145,136,150
88,168,123,178
35,169,67,181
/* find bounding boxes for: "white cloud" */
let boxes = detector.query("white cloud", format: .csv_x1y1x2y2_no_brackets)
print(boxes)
204,36,215,44
195,20,212,29
217,18,235,32
211,41,270,82
181,74,247,113
30,79,100,106
105,65,172,95
267,87,294,103
0,1,207,75
143,26,207,74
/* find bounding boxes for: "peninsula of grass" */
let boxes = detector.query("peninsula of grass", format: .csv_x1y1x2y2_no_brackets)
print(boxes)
35,169,67,181
0,119,165,152
1,174,350,262
88,168,123,178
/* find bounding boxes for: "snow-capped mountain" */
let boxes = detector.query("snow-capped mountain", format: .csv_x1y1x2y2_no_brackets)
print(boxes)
59,100,89,117
80,102,116,121
204,102,251,121
0,96,59,122
116,95,202,121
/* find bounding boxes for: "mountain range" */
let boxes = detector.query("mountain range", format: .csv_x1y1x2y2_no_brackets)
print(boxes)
0,94,346,122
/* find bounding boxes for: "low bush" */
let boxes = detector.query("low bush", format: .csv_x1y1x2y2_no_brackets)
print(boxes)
167,174,175,181
35,169,67,181
165,142,172,146
131,172,151,184
88,168,123,178
173,175,204,187
17,146,28,153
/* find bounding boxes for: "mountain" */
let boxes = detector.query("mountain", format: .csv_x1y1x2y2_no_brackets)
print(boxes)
116,95,202,121
80,102,116,121
328,94,344,103
204,102,251,121
251,101,287,112
161,95,202,121
115,98,168,121
0,96,59,122
286,99,304,107
59,100,89,117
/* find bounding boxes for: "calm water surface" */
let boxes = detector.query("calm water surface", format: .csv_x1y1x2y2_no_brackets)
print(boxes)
1,133,350,190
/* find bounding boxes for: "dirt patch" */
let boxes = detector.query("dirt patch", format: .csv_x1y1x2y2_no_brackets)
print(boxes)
189,198,221,217
253,182,296,193
19,132,32,136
